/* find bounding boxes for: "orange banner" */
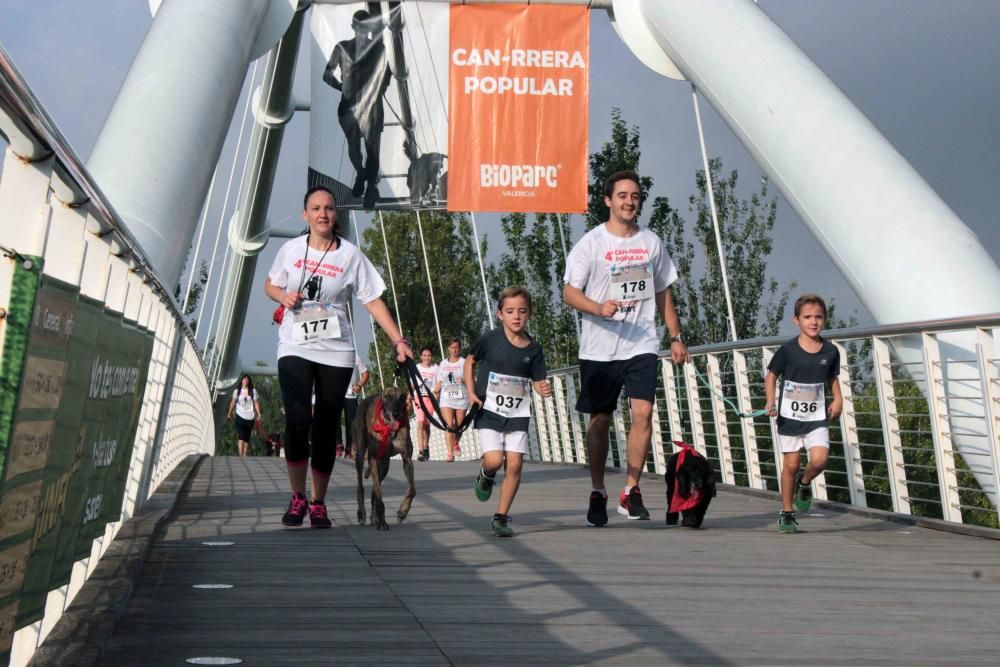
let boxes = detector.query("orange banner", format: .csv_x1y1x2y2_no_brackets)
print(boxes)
448,5,589,213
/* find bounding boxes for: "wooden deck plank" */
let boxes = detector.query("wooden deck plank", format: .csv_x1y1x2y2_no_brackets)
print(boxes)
100,457,1000,666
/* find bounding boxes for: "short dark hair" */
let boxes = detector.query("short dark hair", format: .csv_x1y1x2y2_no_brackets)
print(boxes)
604,170,642,198
448,337,461,347
497,286,533,314
420,345,434,356
303,185,336,210
794,293,827,317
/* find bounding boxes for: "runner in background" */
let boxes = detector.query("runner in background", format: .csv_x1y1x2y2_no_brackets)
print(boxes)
336,356,369,459
435,338,469,462
227,375,261,457
415,346,439,461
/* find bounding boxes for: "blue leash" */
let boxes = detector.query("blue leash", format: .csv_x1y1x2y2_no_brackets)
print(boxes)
690,364,769,419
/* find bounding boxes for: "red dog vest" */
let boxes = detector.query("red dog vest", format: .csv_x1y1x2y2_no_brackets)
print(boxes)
670,442,705,512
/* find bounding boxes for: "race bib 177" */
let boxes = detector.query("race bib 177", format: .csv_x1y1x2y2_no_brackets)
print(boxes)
291,302,341,343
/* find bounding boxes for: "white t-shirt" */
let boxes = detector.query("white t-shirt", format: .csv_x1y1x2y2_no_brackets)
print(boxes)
563,224,677,361
268,235,387,368
345,358,369,399
417,363,439,396
232,387,259,420
436,358,469,408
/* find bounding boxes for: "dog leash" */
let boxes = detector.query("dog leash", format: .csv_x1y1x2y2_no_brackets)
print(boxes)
397,358,479,435
689,365,769,419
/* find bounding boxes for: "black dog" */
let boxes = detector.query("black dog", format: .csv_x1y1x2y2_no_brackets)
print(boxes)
353,386,415,531
664,442,716,528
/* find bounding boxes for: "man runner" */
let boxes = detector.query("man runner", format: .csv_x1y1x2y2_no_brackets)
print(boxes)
563,170,690,526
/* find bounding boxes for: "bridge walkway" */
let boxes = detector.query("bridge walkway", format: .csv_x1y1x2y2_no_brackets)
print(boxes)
100,458,1000,665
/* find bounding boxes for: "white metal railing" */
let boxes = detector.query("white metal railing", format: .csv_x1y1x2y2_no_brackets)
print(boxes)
0,45,214,663
530,317,1000,532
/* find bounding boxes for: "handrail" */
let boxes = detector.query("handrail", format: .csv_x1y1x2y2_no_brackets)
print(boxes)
548,313,1000,375
0,42,203,363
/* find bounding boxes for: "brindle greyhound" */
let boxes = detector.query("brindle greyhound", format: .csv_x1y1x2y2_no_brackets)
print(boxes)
352,386,415,530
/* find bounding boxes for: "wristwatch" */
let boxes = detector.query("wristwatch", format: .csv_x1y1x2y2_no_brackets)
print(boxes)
670,334,684,344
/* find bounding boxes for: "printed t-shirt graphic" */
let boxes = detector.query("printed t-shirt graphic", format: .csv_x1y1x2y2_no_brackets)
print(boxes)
564,225,677,361
436,358,468,406
232,388,259,420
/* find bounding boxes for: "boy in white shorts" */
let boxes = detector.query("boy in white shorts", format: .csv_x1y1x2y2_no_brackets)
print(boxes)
765,293,843,533
464,287,552,537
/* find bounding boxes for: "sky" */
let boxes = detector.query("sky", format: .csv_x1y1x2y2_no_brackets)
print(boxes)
1,0,998,370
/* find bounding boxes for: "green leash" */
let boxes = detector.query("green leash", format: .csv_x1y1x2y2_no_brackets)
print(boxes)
690,364,769,419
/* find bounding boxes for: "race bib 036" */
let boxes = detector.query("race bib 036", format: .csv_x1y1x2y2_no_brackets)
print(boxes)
780,380,825,422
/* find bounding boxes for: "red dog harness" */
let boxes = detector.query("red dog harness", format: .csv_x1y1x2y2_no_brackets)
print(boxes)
670,441,705,512
371,398,402,460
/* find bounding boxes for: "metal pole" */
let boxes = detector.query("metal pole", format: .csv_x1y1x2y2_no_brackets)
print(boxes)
182,168,217,315
377,210,404,335
416,210,446,358
691,83,738,342
197,60,260,346
469,211,494,330
352,212,385,389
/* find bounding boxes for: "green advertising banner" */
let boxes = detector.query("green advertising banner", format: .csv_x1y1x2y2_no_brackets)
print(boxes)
0,267,155,647
0,257,42,657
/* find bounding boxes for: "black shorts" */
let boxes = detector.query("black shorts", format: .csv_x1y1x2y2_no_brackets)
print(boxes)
234,415,254,441
576,353,658,414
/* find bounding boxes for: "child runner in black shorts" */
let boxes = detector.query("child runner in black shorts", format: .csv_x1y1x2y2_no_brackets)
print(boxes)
464,287,552,537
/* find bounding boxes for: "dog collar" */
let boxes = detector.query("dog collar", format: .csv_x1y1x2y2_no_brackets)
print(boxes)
373,398,402,460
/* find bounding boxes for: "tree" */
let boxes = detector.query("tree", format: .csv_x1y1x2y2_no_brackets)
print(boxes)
487,212,579,368
174,260,208,333
654,158,793,348
361,211,489,380
587,108,653,229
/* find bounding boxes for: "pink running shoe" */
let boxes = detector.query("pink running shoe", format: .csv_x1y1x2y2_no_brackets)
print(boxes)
308,501,332,529
282,492,308,527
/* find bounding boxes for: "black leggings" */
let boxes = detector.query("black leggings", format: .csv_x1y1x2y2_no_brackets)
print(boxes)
277,356,353,475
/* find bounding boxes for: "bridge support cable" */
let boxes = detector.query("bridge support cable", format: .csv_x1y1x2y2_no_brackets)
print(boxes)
182,168,218,315
552,213,580,339
212,6,308,389
690,83,737,343
377,210,404,336
415,210,446,358
197,59,261,348
210,44,284,387
468,211,494,331
351,211,386,390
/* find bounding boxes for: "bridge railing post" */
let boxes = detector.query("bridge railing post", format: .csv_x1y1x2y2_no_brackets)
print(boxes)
872,337,912,515
833,341,868,508
975,328,1000,505
733,350,764,490
921,333,963,523
762,348,783,492
706,353,736,485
